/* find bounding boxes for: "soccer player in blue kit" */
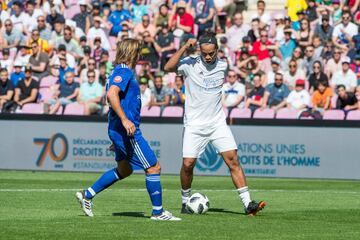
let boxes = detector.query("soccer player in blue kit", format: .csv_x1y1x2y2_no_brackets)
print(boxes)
76,39,181,221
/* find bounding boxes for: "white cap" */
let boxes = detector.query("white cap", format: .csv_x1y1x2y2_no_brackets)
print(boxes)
341,56,351,64
78,0,87,5
13,60,23,67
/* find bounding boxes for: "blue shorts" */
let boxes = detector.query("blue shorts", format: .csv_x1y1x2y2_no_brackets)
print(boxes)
108,129,157,170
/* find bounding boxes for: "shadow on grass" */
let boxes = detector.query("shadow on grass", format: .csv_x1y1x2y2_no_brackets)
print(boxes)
112,212,147,218
208,208,245,215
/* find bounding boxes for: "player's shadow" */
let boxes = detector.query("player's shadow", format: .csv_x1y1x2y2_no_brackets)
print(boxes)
112,212,147,218
208,208,245,215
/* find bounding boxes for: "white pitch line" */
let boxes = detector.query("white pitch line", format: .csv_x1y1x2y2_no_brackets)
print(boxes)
0,188,359,194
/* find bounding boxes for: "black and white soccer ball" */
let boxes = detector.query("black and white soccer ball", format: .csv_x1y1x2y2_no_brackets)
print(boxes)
185,193,210,214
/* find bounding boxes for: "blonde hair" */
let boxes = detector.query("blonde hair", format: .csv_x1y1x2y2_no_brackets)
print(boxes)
113,38,142,68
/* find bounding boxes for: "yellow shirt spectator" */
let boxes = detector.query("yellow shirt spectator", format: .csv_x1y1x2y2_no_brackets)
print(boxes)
286,0,308,22
27,38,51,55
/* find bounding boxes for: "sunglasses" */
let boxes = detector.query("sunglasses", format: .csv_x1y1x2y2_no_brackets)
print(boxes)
88,63,95,65
228,75,236,78
306,49,313,52
88,75,95,78
313,66,320,69
37,19,45,22
289,64,297,68
334,52,341,54
5,24,11,27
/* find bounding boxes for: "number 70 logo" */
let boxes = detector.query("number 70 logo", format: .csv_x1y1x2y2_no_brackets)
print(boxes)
33,133,69,166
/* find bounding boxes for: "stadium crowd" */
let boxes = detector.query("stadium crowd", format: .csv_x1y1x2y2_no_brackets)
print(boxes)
0,0,360,119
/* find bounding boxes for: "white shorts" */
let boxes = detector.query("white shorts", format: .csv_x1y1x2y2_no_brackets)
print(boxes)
182,123,237,158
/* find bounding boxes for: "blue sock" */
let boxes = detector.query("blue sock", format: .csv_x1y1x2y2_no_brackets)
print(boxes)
145,174,163,215
85,168,122,199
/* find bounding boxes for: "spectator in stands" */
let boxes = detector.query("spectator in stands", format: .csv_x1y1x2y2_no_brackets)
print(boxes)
52,44,76,69
351,54,360,85
46,7,65,31
155,4,170,29
250,29,275,71
245,74,265,113
296,18,313,53
150,75,171,109
140,31,159,69
170,1,194,40
58,56,75,84
226,12,250,52
314,14,333,44
56,26,84,60
100,51,113,75
0,3,10,24
26,1,43,32
262,72,289,112
222,70,245,109
134,14,157,39
284,46,304,71
50,19,65,46
280,28,297,60
80,58,99,83
79,46,91,73
88,17,111,51
266,57,283,85
154,23,176,71
325,48,342,79
286,79,310,111
0,68,14,113
2,19,23,50
247,18,260,43
191,0,215,36
14,45,30,70
72,0,91,34
140,76,151,108
253,0,271,28
92,37,106,67
77,70,103,115
28,41,50,80
284,59,306,90
171,75,186,106
36,15,52,42
331,57,357,92
332,11,358,50
13,66,39,111
336,84,358,111
308,61,328,94
0,48,13,73
131,0,149,24
302,45,321,76
10,61,24,88
313,35,324,59
46,71,80,115
108,0,133,37
285,0,308,30
10,1,28,35
271,13,285,45
98,63,107,87
214,0,236,30
27,29,51,54
311,79,333,117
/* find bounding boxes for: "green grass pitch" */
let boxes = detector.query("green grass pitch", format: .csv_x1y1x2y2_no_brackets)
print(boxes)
0,170,359,240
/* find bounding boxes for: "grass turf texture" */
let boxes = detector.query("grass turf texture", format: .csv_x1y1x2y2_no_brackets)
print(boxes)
0,171,359,240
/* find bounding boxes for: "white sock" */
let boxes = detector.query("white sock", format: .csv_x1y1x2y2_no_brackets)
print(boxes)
238,186,251,208
181,188,191,204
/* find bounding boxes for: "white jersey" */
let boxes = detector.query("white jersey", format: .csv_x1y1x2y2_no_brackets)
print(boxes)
178,56,227,127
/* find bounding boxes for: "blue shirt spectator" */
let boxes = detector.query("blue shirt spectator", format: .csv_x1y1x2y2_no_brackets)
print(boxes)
108,2,132,37
131,1,148,24
191,0,215,34
10,65,25,87
265,83,290,106
59,57,75,84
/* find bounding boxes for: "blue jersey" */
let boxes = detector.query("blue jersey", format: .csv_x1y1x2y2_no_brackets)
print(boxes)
108,10,132,36
107,64,141,134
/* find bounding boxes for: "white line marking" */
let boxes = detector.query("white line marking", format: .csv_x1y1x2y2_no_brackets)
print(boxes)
0,189,358,194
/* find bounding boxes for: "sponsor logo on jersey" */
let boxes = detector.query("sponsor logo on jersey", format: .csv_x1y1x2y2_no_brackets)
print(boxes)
114,76,122,83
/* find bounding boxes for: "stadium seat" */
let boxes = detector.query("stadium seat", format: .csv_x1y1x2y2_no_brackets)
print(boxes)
331,95,338,109
346,110,360,120
141,106,161,117
40,76,58,88
63,103,85,115
276,108,298,119
253,108,275,119
56,106,64,115
21,103,44,114
323,110,345,120
229,108,252,119
162,106,183,117
39,88,54,102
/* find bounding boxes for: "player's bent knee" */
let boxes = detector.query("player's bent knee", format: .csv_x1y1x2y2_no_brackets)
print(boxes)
182,158,196,171
146,161,161,174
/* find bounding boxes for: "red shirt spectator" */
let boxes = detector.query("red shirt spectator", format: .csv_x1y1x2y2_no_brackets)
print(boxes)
249,29,273,61
170,3,194,35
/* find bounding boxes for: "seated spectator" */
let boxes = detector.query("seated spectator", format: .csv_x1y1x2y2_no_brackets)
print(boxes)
245,74,265,113
87,17,111,51
72,1,91,34
311,80,333,117
50,19,65,46
98,63,108,87
108,0,133,37
0,68,14,113
154,4,170,30
27,29,52,55
12,66,39,112
252,0,271,28
332,11,358,50
36,15,52,41
131,0,149,25
134,14,157,39
296,19,313,53
14,45,31,70
26,1,44,32
325,48,342,79
249,29,275,71
154,23,176,71
56,26,84,60
2,19,23,51
77,70,103,115
336,84,358,112
0,48,13,73
28,41,50,80
284,59,306,90
266,57,283,85
350,54,360,86
172,75,186,106
10,1,28,35
308,61,328,94
58,56,75,84
51,44,76,69
46,7,65,31
92,38,106,67
280,28,297,60
286,79,310,111
221,70,245,109
140,76,151,108
80,58,99,83
214,0,236,30
150,75,171,109
247,18,260,43
10,61,25,87
140,32,159,69
331,57,357,92
283,46,305,71
226,12,250,52
314,14,333,44
302,45,322,76
262,72,290,112
313,35,324,59
170,1,194,40
46,72,80,115
100,51,113,75
79,46,92,74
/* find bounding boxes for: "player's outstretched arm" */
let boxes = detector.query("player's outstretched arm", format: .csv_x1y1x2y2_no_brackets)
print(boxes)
164,38,197,72
107,85,136,136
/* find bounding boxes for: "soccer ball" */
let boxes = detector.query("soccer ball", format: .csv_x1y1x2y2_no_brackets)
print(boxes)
185,193,210,214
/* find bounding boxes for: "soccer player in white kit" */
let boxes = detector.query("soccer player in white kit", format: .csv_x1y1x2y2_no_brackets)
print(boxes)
164,32,266,215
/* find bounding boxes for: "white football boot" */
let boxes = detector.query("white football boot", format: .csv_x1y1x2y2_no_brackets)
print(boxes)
150,210,181,221
75,191,94,217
